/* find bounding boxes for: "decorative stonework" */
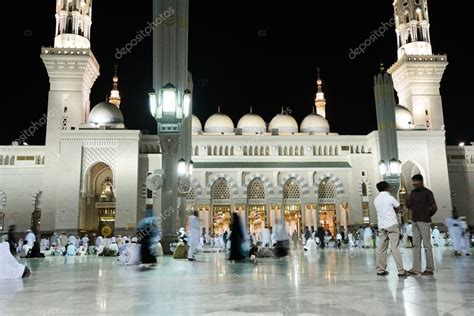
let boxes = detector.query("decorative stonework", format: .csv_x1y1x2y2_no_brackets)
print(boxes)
314,173,345,197
243,173,275,195
357,179,373,197
81,146,118,184
279,173,310,195
207,173,239,197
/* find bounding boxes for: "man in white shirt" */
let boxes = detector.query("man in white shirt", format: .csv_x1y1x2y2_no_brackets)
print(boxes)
374,181,409,277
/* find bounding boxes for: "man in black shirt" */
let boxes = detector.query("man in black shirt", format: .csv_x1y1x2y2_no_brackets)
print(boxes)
406,174,437,275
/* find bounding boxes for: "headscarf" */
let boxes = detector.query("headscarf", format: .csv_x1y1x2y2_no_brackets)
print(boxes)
0,243,26,280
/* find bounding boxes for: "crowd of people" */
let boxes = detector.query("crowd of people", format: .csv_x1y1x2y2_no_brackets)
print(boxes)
1,174,472,280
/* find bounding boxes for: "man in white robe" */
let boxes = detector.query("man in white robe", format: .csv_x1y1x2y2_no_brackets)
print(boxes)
364,226,373,248
432,226,442,247
81,234,89,252
446,215,464,256
0,243,31,279
25,230,35,248
262,228,271,248
187,210,200,261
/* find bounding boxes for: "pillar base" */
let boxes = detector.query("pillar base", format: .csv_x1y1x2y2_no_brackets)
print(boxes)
160,235,177,255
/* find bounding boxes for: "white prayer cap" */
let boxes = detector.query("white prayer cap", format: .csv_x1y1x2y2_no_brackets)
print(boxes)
131,237,138,243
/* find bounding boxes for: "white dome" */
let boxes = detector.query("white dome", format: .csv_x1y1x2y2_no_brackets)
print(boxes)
237,112,266,134
395,105,414,130
88,102,124,125
204,112,234,133
268,113,298,134
192,115,202,133
300,113,330,133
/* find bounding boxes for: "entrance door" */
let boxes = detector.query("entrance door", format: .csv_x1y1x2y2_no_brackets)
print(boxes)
248,205,266,235
212,205,231,235
283,204,301,237
319,204,336,236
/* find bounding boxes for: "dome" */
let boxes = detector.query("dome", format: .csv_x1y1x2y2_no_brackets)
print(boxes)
237,111,266,134
268,113,298,134
395,105,414,130
88,102,124,125
192,115,202,133
300,113,330,133
204,111,234,133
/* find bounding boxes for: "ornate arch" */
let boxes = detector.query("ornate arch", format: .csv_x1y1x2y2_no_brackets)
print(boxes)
32,190,43,208
207,173,239,197
243,173,275,195
190,176,203,196
0,190,6,209
357,179,373,197
314,173,345,197
279,173,310,195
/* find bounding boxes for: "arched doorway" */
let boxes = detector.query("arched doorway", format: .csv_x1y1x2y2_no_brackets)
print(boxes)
211,178,231,235
283,178,302,237
318,177,337,236
80,162,116,237
247,178,266,236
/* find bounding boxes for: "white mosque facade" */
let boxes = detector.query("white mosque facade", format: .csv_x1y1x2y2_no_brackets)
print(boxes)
0,0,473,237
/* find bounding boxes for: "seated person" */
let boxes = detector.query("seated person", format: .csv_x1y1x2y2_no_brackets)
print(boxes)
0,243,31,280
66,243,76,256
27,242,45,258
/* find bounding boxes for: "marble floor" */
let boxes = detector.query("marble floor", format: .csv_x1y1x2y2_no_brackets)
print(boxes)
0,247,473,315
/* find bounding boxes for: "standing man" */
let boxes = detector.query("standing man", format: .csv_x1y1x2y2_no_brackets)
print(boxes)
374,181,409,277
406,174,437,275
187,210,200,261
291,230,298,249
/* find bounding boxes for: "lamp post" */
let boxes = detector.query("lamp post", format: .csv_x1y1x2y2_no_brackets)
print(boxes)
147,83,192,254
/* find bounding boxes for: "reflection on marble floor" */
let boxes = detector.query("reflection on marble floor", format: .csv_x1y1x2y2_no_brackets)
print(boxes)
0,247,473,315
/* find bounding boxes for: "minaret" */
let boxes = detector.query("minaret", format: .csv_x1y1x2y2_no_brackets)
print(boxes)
108,65,121,108
314,68,326,118
388,0,447,130
41,0,99,231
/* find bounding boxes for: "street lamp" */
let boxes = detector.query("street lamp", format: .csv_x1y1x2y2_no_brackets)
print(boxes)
378,160,387,176
161,83,178,115
379,159,402,177
148,90,157,117
183,89,192,118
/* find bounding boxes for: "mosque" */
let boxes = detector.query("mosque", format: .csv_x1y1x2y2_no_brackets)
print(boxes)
0,0,472,238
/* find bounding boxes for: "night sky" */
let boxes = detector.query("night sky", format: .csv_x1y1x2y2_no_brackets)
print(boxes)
4,1,472,146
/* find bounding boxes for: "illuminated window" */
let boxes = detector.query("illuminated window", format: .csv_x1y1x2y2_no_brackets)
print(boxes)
283,179,300,199
212,178,230,200
248,179,265,200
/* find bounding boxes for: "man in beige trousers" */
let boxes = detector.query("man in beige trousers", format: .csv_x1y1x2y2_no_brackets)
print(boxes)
374,181,409,277
406,174,437,275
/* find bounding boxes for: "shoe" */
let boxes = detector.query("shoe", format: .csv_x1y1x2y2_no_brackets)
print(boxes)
407,270,420,275
398,271,410,277
421,270,433,276
454,251,462,256
377,271,389,276
187,258,196,261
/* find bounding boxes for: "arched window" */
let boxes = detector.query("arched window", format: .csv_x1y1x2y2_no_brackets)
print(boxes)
243,146,248,156
294,146,299,156
335,146,339,156
230,146,235,156
362,183,368,197
278,146,282,156
254,146,258,156
324,146,328,156
219,146,223,156
213,146,218,156
187,187,196,201
329,146,333,156
225,146,229,156
356,146,360,154
212,178,231,200
4,156,9,166
0,155,3,165
248,178,265,200
260,146,264,156
361,146,365,154
318,178,336,199
313,146,317,156
319,146,323,156
283,179,300,199
284,147,288,156
265,146,270,156
289,146,294,156
194,147,199,156
300,146,304,156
